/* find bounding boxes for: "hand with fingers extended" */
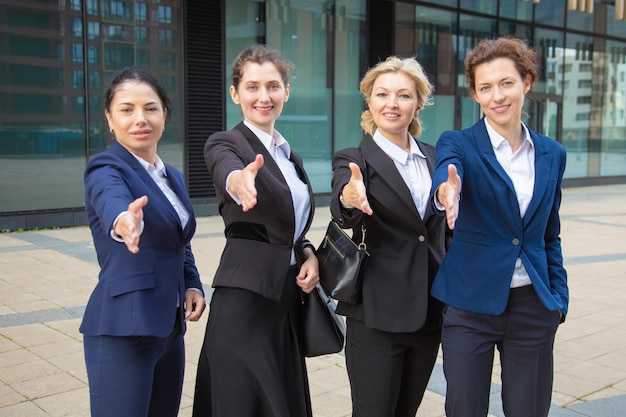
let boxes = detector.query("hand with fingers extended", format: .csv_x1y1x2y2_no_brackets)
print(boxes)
436,164,462,230
114,195,148,253
227,154,264,212
341,162,373,215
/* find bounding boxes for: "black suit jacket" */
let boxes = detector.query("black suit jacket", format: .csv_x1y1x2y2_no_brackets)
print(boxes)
331,134,449,333
204,122,315,301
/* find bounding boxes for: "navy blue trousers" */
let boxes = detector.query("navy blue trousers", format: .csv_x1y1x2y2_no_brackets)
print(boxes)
441,285,561,417
84,315,184,417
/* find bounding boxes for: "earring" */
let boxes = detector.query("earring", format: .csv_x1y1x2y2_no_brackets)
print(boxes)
163,126,166,131
110,128,114,133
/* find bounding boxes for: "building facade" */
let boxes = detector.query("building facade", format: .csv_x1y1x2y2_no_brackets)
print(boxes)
1,0,625,230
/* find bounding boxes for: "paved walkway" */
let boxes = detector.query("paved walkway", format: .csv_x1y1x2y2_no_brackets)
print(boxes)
1,184,625,416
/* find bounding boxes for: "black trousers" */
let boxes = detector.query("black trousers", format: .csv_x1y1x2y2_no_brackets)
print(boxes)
441,285,561,417
345,317,441,417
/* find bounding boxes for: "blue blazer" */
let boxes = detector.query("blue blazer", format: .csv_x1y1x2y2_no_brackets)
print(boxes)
430,119,568,318
80,140,203,337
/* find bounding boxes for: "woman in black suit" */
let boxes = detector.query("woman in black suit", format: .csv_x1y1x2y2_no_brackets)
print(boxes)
192,44,319,417
330,56,449,417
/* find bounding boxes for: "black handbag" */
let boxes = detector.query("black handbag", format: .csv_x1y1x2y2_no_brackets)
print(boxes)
317,220,369,304
301,284,345,357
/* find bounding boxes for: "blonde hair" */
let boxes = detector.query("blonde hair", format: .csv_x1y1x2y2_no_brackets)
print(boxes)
359,56,433,137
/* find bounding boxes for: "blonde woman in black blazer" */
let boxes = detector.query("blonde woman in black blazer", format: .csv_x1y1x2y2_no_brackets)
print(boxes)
331,57,449,417
192,45,319,417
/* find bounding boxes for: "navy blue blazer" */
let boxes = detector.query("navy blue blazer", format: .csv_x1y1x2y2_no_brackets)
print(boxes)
80,140,203,337
430,119,568,318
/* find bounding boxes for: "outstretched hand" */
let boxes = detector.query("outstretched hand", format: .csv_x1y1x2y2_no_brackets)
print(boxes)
115,195,148,254
340,162,373,215
228,154,264,212
437,164,462,229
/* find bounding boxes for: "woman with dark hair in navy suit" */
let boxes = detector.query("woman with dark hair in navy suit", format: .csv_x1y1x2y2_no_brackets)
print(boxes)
81,67,206,417
431,37,568,417
192,45,319,417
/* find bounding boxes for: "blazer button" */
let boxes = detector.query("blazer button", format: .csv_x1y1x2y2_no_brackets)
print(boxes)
512,238,520,246
418,235,426,242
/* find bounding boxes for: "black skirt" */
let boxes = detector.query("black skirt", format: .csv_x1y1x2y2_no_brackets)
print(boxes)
192,266,312,417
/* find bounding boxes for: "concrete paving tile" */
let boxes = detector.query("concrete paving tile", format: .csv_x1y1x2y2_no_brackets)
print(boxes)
32,387,90,417
0,336,20,353
589,352,626,373
308,363,351,393
0,348,40,369
581,387,626,402
310,391,352,417
28,339,83,360
553,371,610,399
0,400,50,416
10,372,85,401
0,381,26,407
415,390,446,417
568,394,626,417
560,361,626,386
551,390,579,408
0,323,70,347
0,360,60,385
0,235,33,248
46,351,88,384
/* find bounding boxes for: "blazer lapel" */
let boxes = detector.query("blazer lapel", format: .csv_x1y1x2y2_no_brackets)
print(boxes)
360,135,424,223
523,132,552,225
110,141,183,231
470,120,517,196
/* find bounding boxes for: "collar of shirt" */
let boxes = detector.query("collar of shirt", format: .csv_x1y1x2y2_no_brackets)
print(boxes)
243,120,291,159
131,152,167,177
484,118,534,154
372,129,426,164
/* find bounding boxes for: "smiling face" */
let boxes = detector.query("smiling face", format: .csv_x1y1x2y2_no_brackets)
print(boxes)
230,61,290,134
472,57,531,138
367,71,420,147
105,80,166,163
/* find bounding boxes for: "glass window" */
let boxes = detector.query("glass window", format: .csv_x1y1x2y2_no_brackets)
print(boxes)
102,0,134,23
566,5,593,32
136,3,147,21
87,45,98,63
533,28,564,96
135,26,148,44
418,0,456,7
73,18,83,37
411,5,457,142
70,0,82,11
72,43,83,62
158,6,172,24
499,0,533,21
459,0,497,16
562,33,595,178
87,0,98,15
600,40,626,176
333,0,366,164
268,0,332,193
159,52,175,69
535,0,566,28
87,21,100,40
159,29,173,46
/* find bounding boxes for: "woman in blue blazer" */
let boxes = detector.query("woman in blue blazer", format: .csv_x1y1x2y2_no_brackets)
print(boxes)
81,68,206,417
431,37,568,417
192,45,319,417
